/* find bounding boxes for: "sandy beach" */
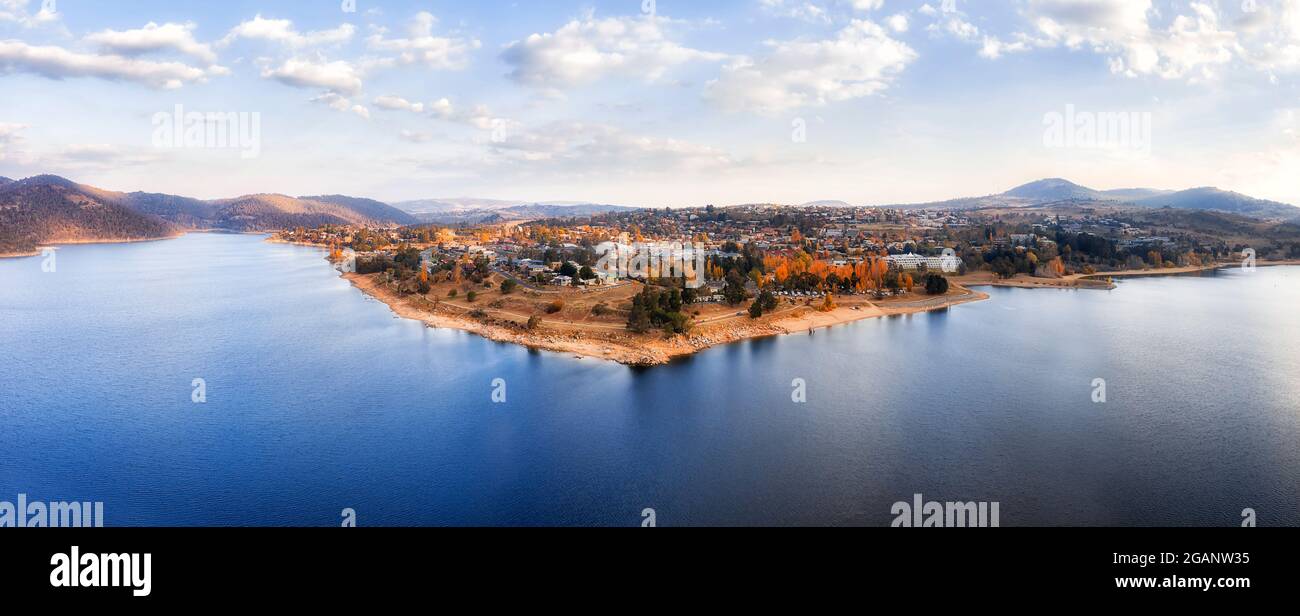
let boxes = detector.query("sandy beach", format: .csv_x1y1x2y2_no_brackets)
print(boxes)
344,271,990,366
342,257,1300,365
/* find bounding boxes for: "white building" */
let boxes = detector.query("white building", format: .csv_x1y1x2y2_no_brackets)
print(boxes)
887,253,958,272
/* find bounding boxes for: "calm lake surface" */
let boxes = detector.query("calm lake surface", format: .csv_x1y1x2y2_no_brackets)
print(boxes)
2,233,1298,526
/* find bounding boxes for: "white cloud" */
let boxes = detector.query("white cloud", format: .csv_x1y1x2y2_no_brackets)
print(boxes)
939,15,980,41
428,97,454,118
502,14,726,88
1023,0,1239,81
365,11,479,69
0,40,223,89
759,0,889,22
399,129,433,143
430,99,513,131
0,121,27,161
373,95,425,113
370,93,512,132
706,19,916,114
1236,0,1300,74
911,1,1240,78
311,92,370,119
262,57,363,95
449,103,508,130
484,121,736,175
886,14,909,33
0,121,25,141
979,35,1030,60
84,22,219,66
0,0,59,28
759,0,832,23
221,15,356,49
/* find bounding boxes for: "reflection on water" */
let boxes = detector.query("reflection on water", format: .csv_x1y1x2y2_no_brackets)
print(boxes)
1,233,1298,526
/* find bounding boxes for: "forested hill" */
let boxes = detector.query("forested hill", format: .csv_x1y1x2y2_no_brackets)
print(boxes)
0,175,419,254
0,176,176,255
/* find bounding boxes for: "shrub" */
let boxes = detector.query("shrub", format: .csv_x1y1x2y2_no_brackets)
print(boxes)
924,274,950,296
545,299,565,314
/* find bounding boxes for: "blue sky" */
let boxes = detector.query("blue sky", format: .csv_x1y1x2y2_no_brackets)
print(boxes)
3,0,1300,206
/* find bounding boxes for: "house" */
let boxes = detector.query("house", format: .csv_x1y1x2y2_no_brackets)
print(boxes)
887,253,957,272
551,275,573,286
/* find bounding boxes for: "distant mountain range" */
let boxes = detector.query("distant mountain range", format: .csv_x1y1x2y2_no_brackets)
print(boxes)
0,175,417,255
888,178,1300,221
7,173,1298,256
392,197,639,225
0,175,645,255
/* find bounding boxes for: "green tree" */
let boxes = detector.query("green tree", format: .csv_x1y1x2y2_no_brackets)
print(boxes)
723,270,748,305
924,274,950,295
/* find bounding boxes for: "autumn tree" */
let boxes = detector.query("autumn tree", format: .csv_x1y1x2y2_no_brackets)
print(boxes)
819,293,837,312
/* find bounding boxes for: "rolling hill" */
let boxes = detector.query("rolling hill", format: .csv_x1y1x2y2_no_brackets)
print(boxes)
0,175,177,255
393,197,638,224
0,175,419,254
888,178,1299,220
116,191,223,228
999,178,1176,203
207,194,417,230
1002,178,1106,201
297,195,418,226
1130,187,1300,219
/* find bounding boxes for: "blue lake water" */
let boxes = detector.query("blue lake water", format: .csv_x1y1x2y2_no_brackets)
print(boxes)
2,233,1298,526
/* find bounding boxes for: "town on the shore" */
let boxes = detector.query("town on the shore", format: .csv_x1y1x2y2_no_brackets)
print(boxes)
271,201,1294,356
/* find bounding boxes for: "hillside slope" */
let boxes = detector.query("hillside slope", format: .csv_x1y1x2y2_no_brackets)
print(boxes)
1132,187,1300,220
0,176,177,255
0,175,420,253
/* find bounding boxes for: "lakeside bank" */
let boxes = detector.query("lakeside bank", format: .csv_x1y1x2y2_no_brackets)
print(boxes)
343,271,989,366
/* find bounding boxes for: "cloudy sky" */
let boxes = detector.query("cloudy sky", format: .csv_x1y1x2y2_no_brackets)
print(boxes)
3,0,1300,207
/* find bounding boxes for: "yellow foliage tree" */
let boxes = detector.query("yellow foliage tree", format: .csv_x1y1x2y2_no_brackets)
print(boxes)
819,293,837,312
